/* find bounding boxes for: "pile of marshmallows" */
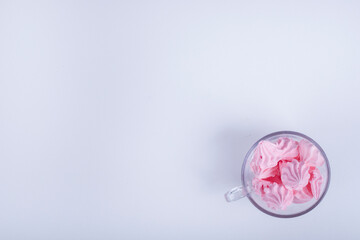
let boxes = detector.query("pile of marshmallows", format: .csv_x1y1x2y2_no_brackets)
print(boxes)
251,137,324,210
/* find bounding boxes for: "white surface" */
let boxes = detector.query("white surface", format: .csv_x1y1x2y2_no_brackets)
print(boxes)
1,1,360,239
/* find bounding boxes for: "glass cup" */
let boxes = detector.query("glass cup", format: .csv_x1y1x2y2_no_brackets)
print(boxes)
225,131,331,218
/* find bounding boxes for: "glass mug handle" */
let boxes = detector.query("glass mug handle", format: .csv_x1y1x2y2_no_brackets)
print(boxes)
225,185,251,202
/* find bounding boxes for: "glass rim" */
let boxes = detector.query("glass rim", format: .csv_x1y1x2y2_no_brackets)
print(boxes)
241,130,331,218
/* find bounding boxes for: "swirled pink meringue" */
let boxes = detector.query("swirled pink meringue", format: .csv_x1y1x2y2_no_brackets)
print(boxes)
251,162,279,179
299,139,324,167
309,167,323,199
293,183,313,203
280,159,311,190
252,178,271,195
261,183,294,210
250,136,325,210
250,138,298,173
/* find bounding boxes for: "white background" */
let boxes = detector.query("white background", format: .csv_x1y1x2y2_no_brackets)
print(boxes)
1,1,360,239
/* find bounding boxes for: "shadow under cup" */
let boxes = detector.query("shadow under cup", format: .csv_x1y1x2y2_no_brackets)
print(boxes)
225,131,331,218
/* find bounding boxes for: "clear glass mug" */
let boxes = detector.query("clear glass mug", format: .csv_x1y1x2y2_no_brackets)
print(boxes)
225,131,331,218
